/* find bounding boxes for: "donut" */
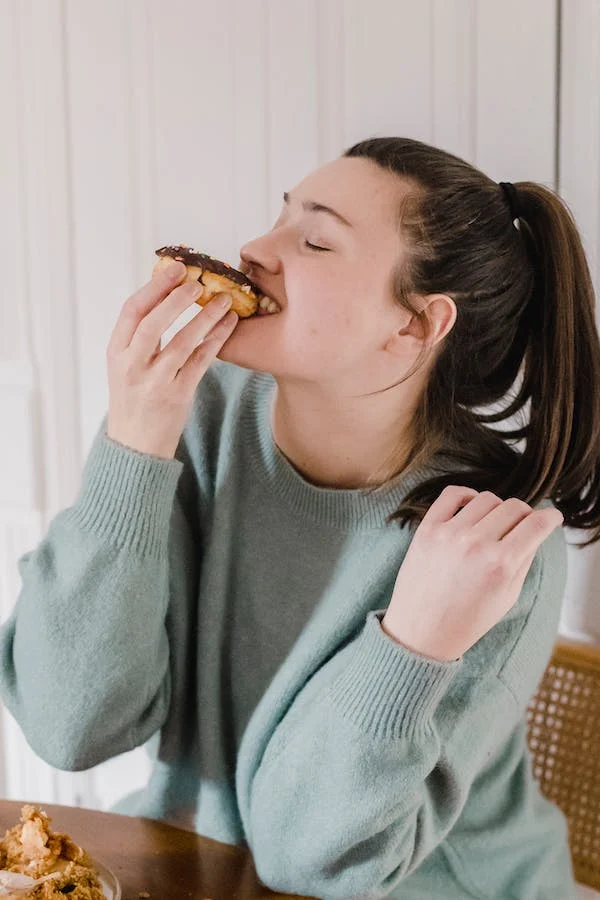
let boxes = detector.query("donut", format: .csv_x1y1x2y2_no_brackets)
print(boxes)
153,245,279,318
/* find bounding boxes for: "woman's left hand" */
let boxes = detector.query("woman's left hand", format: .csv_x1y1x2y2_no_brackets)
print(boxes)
381,485,564,662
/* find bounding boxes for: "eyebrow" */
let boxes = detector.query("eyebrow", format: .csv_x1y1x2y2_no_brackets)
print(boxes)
283,191,354,228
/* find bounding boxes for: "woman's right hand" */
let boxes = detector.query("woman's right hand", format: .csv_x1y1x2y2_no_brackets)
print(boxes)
106,260,238,459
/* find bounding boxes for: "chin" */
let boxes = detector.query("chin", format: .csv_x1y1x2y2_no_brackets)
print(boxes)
216,312,282,374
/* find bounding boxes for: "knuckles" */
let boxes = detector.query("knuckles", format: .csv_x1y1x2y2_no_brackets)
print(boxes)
483,550,511,582
503,497,533,514
441,485,533,515
135,318,158,340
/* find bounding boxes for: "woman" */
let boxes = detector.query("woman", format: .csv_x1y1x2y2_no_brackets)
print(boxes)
2,137,599,899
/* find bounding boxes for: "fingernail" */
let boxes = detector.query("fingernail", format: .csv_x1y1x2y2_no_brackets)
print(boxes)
188,281,203,298
217,294,233,309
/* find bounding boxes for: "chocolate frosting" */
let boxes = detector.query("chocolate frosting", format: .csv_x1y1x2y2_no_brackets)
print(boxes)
155,245,260,293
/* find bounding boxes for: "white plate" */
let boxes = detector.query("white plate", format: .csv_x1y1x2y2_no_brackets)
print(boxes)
91,860,122,900
0,860,120,899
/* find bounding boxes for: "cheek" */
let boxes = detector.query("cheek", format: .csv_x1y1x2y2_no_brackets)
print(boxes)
219,266,390,377
288,269,363,335
286,296,355,357
284,296,375,371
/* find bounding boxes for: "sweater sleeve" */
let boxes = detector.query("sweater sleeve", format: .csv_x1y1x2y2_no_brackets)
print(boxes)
242,531,565,900
0,415,199,771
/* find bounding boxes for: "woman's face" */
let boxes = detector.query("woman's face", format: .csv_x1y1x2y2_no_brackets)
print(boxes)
219,156,412,391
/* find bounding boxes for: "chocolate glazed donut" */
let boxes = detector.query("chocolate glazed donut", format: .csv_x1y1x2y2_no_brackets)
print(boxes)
153,245,279,318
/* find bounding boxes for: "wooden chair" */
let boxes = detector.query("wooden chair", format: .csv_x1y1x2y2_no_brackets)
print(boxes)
527,638,600,891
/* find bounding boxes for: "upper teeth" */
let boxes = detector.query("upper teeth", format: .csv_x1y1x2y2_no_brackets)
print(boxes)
259,295,281,314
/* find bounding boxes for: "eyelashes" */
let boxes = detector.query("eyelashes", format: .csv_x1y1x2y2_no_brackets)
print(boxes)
304,240,331,252
270,216,331,252
271,214,331,253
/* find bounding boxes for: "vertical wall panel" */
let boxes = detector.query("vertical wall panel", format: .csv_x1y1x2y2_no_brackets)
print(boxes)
66,0,137,454
230,0,270,251
432,0,477,161
475,0,558,183
151,0,237,258
128,0,159,291
265,0,321,223
316,0,346,165
0,0,29,367
0,0,37,519
11,0,82,524
557,0,600,644
343,0,434,147
559,0,600,305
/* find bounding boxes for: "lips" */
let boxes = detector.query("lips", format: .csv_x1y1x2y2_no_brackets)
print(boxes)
239,264,283,316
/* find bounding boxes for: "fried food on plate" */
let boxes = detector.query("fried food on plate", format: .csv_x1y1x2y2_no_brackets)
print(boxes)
0,805,105,899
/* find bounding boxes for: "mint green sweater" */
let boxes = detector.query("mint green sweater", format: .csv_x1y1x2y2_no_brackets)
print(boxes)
0,362,576,899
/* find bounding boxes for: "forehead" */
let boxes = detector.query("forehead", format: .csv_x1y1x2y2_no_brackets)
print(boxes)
291,157,406,233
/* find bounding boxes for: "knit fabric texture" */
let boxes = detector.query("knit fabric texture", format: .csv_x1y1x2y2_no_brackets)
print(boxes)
0,361,576,899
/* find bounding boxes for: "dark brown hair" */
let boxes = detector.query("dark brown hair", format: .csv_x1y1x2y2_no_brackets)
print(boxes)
344,137,600,548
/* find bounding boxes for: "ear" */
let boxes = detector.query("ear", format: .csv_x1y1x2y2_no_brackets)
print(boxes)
384,294,457,357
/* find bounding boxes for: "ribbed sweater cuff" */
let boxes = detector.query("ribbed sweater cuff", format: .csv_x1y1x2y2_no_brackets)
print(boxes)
65,426,184,558
329,611,462,740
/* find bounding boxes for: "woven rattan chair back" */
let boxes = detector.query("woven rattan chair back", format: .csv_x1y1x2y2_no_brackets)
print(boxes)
527,639,600,890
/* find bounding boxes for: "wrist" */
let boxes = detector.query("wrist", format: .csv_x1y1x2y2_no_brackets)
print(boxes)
106,429,176,460
380,613,463,663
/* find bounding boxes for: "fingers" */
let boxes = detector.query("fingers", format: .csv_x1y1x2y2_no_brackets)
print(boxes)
426,486,563,549
128,277,208,362
471,496,534,541
452,491,506,529
154,293,236,381
107,262,189,356
501,507,564,566
421,485,480,526
452,492,563,546
174,306,239,392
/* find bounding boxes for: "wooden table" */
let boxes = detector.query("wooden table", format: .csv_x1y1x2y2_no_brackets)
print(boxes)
0,800,312,900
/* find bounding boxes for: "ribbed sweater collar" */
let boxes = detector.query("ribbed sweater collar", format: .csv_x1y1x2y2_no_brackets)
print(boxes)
241,371,440,532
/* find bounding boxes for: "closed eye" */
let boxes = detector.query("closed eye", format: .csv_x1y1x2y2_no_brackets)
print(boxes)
304,240,331,252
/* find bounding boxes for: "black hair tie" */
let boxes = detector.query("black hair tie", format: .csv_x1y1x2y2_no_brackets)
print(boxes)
499,181,522,227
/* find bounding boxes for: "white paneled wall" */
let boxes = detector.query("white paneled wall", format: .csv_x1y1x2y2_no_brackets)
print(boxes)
1,0,599,893
558,0,600,654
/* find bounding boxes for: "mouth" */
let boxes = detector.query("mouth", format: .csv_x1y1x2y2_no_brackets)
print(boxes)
256,294,283,316
238,264,283,317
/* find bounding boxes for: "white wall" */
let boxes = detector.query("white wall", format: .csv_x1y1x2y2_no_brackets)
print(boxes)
558,0,600,655
1,0,598,893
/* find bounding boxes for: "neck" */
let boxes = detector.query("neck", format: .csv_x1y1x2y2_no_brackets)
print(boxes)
271,379,416,489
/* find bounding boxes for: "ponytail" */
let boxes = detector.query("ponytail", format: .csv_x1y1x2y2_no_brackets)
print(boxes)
346,138,600,548
498,183,600,546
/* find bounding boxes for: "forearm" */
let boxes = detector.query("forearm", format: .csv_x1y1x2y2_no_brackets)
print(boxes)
240,612,478,899
0,422,184,769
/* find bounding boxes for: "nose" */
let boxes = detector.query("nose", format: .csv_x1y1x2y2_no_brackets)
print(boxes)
239,230,282,277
